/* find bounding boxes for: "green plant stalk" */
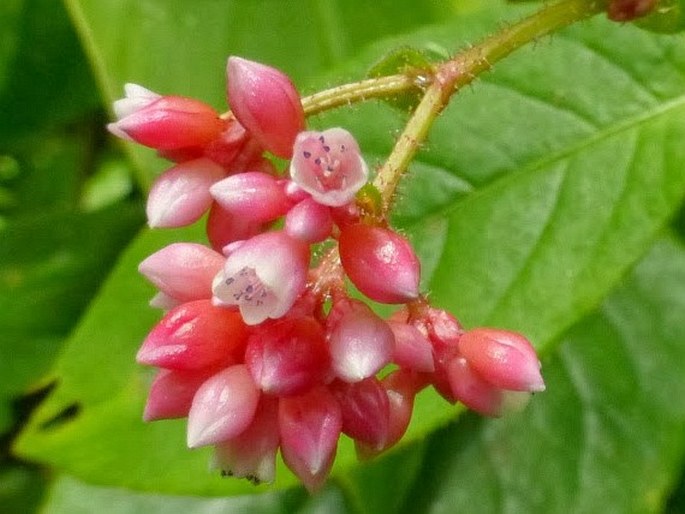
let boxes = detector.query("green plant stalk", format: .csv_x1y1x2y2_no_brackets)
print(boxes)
372,0,608,213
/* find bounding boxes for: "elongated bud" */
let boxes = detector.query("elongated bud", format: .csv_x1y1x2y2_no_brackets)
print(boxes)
210,172,290,223
108,88,225,149
139,243,224,302
357,369,421,458
136,300,248,370
458,328,545,393
187,365,260,448
331,378,390,451
328,302,394,382
206,203,264,252
290,128,369,207
446,356,504,417
227,57,305,158
245,317,330,396
147,158,225,228
213,396,280,484
279,387,342,492
285,198,333,243
143,368,214,421
339,224,420,304
212,231,309,325
387,321,435,372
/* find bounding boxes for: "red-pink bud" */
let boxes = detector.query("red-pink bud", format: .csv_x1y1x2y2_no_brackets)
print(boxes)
357,369,419,458
387,321,435,373
290,128,369,207
245,317,330,396
213,396,280,484
446,357,504,417
206,203,265,252
187,365,260,448
108,90,225,150
458,328,545,393
227,57,305,158
212,231,310,325
331,378,390,451
285,198,333,243
328,303,394,382
143,368,214,421
279,387,342,492
146,158,225,228
210,172,291,223
137,300,248,370
339,224,420,304
139,243,224,303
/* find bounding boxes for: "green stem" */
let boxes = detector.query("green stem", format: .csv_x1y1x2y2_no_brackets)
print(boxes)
301,74,416,116
372,0,607,213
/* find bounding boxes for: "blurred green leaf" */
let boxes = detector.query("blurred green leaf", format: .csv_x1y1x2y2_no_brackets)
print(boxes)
0,202,143,432
0,0,99,139
0,464,45,514
40,474,358,514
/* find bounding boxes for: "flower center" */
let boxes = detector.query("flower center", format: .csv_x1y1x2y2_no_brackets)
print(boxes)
223,267,271,307
302,135,348,191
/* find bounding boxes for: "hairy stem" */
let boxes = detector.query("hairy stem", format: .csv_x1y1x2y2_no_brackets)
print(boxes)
372,0,607,212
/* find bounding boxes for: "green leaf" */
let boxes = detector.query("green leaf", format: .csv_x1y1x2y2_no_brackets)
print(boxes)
0,464,45,514
386,236,685,514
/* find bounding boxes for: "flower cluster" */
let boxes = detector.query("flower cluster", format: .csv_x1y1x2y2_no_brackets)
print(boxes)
110,57,545,492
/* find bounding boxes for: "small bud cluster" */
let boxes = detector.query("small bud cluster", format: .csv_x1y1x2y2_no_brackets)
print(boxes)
110,56,545,491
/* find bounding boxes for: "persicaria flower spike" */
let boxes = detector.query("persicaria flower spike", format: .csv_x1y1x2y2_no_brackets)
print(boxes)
123,54,546,492
290,128,369,207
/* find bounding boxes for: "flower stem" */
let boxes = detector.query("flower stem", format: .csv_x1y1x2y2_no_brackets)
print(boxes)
372,0,607,213
301,75,417,116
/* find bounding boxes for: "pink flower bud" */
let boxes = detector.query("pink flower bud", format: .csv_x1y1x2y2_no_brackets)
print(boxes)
446,357,504,417
206,203,265,252
137,300,248,370
210,172,290,223
290,128,369,207
108,89,225,150
143,368,214,421
139,243,224,303
227,56,305,158
285,198,333,243
387,321,435,373
212,231,310,325
213,396,280,484
187,365,260,448
112,83,160,119
357,369,420,458
458,328,545,393
146,158,225,228
331,378,390,451
339,224,420,304
245,317,330,396
328,303,394,382
279,387,342,492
